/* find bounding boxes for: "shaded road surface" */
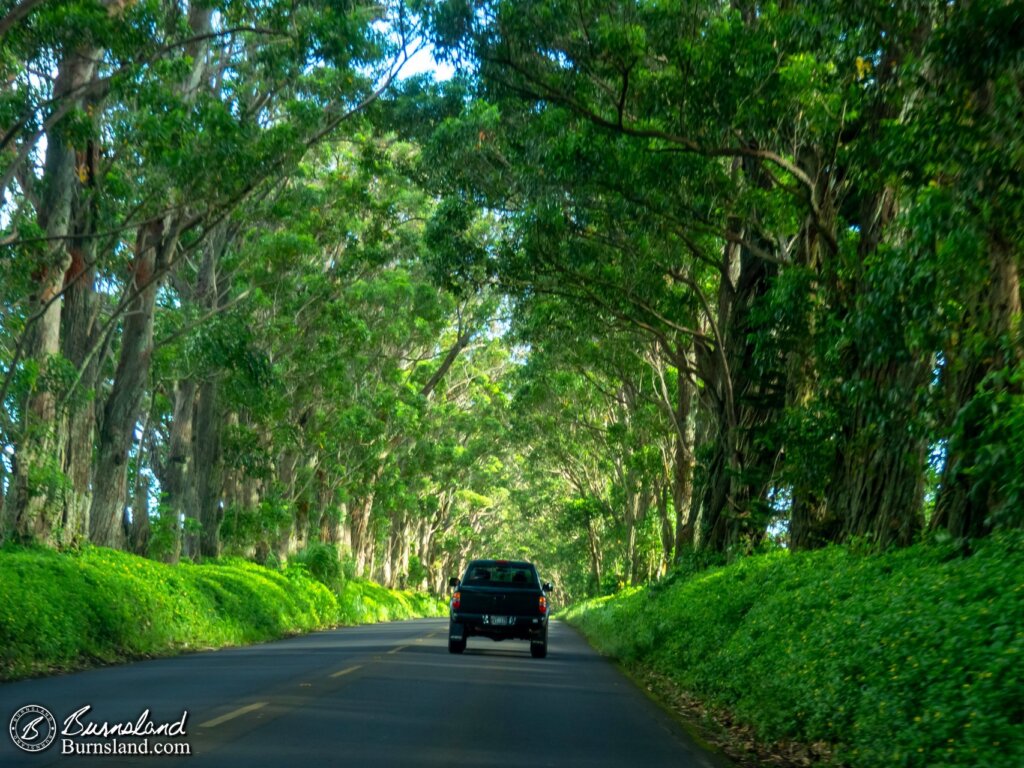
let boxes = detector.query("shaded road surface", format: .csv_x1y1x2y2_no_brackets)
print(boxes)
1,619,729,767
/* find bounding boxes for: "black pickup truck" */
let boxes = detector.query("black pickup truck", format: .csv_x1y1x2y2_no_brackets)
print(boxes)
447,559,554,658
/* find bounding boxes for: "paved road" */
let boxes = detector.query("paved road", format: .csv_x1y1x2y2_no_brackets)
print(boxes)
1,619,729,767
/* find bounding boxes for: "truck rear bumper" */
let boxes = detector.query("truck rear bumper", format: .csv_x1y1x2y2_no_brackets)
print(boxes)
450,613,547,641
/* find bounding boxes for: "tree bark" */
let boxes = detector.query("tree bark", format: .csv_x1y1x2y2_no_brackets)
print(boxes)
696,220,780,554
156,379,197,562
655,477,673,573
272,450,299,561
92,0,216,552
397,516,412,588
787,146,837,550
822,13,935,549
194,384,224,560
827,359,930,548
58,136,101,545
671,350,696,556
3,45,99,543
586,517,602,591
383,509,409,589
350,490,377,576
933,236,1023,538
826,187,928,548
90,220,165,548
128,399,156,555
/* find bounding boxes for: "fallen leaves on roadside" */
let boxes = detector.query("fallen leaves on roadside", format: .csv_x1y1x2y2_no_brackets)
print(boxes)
629,665,841,768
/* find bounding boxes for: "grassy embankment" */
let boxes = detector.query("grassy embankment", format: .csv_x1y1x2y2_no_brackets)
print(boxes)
0,544,445,681
562,533,1023,768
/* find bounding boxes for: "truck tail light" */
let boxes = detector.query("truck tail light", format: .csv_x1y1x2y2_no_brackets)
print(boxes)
451,591,461,611
539,595,547,615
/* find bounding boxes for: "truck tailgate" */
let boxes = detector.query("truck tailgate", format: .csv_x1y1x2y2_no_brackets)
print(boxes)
459,587,538,616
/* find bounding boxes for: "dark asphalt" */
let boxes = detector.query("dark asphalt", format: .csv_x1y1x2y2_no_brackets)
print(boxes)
1,619,730,767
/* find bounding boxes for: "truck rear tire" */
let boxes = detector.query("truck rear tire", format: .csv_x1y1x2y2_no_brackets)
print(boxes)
531,628,548,658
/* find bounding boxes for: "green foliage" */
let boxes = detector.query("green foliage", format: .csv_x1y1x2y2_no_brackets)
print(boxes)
952,361,1024,530
336,579,446,625
563,534,1024,768
289,542,344,592
0,545,443,680
0,544,334,679
1,19,1021,768
406,554,429,587
145,505,182,562
24,451,72,507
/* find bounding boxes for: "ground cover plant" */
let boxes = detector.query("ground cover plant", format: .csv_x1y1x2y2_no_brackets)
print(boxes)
0,545,444,680
562,533,1024,768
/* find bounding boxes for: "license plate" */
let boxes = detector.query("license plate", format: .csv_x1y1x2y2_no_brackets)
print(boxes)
490,616,510,626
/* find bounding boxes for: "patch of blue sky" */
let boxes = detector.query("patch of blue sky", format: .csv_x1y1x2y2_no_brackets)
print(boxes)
400,43,455,82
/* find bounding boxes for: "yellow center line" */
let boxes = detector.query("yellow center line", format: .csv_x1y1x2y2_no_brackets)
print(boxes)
387,645,408,655
198,702,267,729
329,664,363,678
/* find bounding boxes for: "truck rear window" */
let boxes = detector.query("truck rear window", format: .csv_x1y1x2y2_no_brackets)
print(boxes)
464,564,537,588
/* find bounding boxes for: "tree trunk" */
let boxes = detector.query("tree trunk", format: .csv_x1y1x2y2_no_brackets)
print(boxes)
826,187,928,548
397,518,412,588
655,478,673,573
97,1,215,553
58,137,101,546
368,538,378,583
3,45,99,544
90,219,166,548
338,502,352,552
586,517,602,591
195,381,224,559
694,208,781,554
350,490,377,576
827,357,929,547
822,20,935,549
272,450,299,561
380,527,394,588
671,352,696,556
420,507,441,591
786,147,837,550
933,236,1023,538
294,498,310,552
128,400,155,555
241,475,263,559
383,509,408,589
156,379,197,562
316,478,345,546
624,476,650,586
129,470,151,555
186,226,226,560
